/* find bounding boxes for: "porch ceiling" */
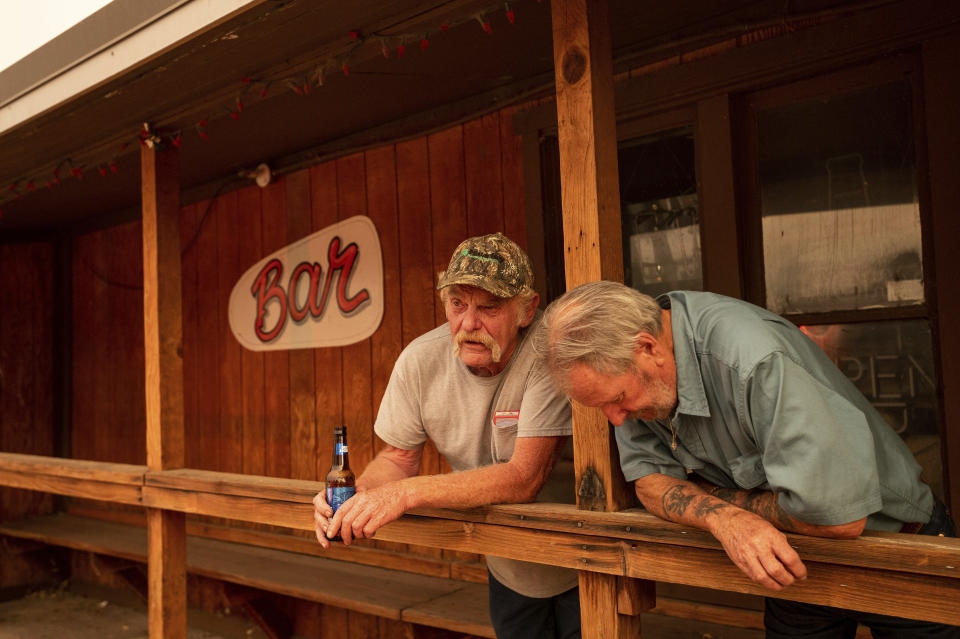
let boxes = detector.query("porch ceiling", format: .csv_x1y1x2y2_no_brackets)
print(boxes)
0,0,858,234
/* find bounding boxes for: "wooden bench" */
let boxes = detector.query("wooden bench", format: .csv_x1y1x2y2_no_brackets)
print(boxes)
3,454,959,636
0,513,495,639
0,512,777,638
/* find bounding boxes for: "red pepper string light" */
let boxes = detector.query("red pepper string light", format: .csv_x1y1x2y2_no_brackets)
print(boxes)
1,0,533,207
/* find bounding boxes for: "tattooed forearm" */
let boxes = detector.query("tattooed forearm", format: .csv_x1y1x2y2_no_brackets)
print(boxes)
662,485,697,517
701,483,805,532
661,485,731,522
694,496,731,519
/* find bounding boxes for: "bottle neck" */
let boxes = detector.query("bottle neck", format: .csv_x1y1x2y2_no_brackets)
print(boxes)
332,436,350,470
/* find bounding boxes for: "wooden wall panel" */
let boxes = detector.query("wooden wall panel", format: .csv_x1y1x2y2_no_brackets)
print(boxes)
236,187,266,477
365,146,402,453
499,104,529,250
70,233,97,464
397,138,440,483
261,180,292,479
194,194,223,472
0,242,55,587
286,169,317,481
428,125,468,327
215,191,245,475
64,103,531,579
464,113,505,237
180,203,201,471
88,230,110,462
309,163,342,479
337,153,374,474
105,222,145,465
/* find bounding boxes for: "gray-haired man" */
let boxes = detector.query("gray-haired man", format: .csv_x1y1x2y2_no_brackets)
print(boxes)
314,233,580,639
540,280,957,639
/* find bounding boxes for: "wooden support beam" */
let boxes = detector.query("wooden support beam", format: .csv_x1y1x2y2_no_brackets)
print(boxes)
141,142,186,639
551,0,642,634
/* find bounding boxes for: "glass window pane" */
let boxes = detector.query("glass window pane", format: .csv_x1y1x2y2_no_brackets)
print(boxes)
759,82,923,314
800,320,943,501
620,128,701,297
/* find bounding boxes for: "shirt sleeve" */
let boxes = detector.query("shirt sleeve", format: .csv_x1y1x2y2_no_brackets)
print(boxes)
614,419,688,482
744,352,883,525
516,361,573,438
373,354,428,451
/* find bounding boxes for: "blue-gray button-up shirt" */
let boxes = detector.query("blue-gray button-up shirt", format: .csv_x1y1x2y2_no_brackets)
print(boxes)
614,291,933,531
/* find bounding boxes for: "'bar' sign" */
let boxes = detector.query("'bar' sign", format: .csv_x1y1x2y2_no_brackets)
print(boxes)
228,215,384,351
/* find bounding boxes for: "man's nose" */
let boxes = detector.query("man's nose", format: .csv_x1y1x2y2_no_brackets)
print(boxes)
602,404,626,426
462,307,482,331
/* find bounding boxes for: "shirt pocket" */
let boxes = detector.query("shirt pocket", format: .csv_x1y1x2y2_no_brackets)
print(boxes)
729,452,767,490
492,411,519,463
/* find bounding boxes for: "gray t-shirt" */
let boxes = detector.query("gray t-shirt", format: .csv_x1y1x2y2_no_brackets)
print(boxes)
375,313,578,597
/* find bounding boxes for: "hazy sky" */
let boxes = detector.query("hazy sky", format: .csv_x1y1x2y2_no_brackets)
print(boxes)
0,1,113,72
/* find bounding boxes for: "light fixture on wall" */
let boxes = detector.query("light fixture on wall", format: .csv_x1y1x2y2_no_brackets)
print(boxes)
239,163,272,188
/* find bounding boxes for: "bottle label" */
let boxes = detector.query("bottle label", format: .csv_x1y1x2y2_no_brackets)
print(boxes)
335,443,348,454
326,485,356,513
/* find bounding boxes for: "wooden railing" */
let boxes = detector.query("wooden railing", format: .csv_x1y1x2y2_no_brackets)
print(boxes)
2,451,959,626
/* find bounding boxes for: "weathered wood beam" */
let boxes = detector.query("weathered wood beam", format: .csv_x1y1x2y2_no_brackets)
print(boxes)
0,452,144,505
550,0,639,633
141,142,186,639
2,461,960,624
549,0,631,514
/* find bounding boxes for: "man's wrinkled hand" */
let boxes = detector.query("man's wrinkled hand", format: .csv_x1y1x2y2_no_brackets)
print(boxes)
312,491,334,549
326,483,408,545
713,509,807,591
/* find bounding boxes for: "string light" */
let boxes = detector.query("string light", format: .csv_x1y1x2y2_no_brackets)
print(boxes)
0,0,533,211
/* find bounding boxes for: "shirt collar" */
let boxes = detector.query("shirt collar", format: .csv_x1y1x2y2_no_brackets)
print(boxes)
662,292,711,418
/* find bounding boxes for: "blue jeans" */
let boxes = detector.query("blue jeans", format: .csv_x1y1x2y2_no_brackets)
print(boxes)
488,570,581,639
764,499,959,638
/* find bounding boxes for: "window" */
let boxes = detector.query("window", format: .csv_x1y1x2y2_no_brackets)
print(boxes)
619,128,701,297
757,81,922,315
746,63,943,500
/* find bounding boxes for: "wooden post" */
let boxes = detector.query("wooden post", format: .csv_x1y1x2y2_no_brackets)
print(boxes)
923,34,960,521
141,142,187,639
551,0,654,636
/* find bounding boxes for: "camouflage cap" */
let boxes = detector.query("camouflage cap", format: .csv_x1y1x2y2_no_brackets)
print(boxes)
436,232,533,298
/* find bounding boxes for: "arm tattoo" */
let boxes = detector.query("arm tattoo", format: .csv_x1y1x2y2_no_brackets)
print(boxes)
662,485,697,517
693,496,731,519
708,485,802,531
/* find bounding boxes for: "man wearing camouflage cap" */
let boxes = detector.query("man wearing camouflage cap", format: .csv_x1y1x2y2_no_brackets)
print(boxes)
314,233,581,639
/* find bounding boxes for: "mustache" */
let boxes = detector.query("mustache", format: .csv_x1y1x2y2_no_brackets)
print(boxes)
453,330,503,362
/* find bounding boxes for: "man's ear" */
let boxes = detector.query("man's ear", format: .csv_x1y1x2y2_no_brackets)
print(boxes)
519,293,540,327
632,332,659,357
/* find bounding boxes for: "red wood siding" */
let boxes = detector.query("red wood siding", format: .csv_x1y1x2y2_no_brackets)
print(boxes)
69,105,529,486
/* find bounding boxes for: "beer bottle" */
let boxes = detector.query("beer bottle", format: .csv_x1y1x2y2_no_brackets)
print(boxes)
325,425,356,541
